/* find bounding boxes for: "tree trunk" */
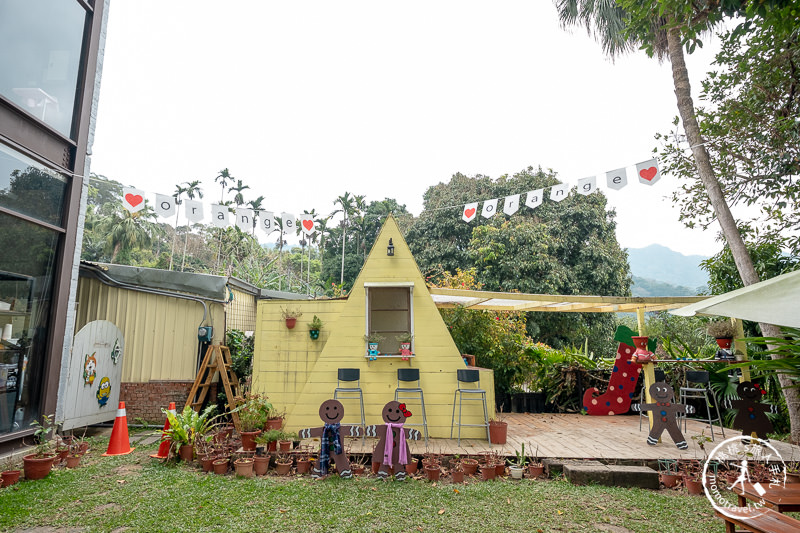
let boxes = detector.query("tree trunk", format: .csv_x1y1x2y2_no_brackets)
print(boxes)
340,214,347,284
181,230,189,272
667,26,800,443
110,241,120,264
169,205,181,271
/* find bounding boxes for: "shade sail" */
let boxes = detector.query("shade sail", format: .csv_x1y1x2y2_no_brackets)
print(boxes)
669,269,800,328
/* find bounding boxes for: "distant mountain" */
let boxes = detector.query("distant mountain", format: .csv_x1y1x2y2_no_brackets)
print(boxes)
627,244,709,292
631,276,698,297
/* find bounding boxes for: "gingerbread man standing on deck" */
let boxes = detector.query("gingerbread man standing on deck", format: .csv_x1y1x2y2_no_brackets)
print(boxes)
632,382,695,449
298,399,363,479
366,401,421,481
726,381,777,440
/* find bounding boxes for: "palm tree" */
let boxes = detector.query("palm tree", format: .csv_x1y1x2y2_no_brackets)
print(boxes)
333,192,355,284
554,0,797,441
169,183,189,271
229,180,250,208
215,168,234,203
180,180,203,271
104,203,160,263
247,195,265,237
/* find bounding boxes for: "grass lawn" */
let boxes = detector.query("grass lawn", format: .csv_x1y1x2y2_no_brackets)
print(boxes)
1,434,721,533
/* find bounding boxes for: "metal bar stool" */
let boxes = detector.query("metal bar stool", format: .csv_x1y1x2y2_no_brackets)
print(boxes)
333,368,366,440
394,368,428,444
450,368,490,445
678,370,725,441
639,368,666,430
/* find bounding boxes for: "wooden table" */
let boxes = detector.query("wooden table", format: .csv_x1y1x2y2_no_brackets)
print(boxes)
732,482,800,513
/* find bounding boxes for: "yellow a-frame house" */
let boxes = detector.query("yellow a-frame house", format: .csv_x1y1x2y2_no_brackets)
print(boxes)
252,214,494,438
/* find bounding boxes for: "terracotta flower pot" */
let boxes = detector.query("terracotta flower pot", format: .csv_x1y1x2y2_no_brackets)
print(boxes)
57,447,69,464
527,464,545,478
715,337,733,350
65,455,81,469
79,442,90,455
200,455,215,472
234,458,254,478
660,473,680,488
452,470,464,483
372,461,382,474
285,317,297,329
480,464,496,481
212,458,229,475
461,458,479,476
240,430,261,452
296,458,311,475
266,417,283,430
786,472,800,484
22,454,57,480
2,470,21,487
253,455,270,476
275,461,293,476
425,465,441,481
278,440,292,453
214,425,234,444
488,421,507,444
683,475,704,495
495,462,506,476
178,444,194,462
405,462,418,475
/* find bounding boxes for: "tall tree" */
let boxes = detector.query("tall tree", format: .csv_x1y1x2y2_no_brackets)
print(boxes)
169,182,188,271
555,0,800,442
229,179,250,207
333,192,355,284
215,168,234,203
104,203,160,263
180,180,204,271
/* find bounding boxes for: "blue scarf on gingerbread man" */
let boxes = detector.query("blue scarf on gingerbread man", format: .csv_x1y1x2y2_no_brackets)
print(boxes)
319,422,342,475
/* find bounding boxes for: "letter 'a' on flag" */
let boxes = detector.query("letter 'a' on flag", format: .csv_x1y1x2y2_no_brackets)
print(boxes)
462,202,478,223
300,215,315,235
606,167,628,190
549,183,570,202
503,194,520,216
577,176,597,196
236,208,254,232
260,211,276,234
481,199,499,218
636,158,661,185
122,187,146,214
154,194,175,218
210,204,229,228
525,189,543,210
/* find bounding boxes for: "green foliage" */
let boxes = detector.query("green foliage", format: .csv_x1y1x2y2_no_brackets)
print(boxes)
29,414,56,457
226,330,254,383
231,393,273,432
730,328,800,389
308,315,323,330
162,405,218,447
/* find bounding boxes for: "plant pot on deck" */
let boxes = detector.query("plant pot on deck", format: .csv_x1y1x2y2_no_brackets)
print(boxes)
488,420,507,444
240,430,261,452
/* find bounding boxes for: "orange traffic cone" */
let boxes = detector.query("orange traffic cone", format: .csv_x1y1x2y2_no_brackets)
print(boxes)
150,402,176,459
103,401,135,456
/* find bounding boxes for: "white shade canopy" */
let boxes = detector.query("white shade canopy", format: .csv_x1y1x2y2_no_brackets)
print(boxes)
670,269,800,328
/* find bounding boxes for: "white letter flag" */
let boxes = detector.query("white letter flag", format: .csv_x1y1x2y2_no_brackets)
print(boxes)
300,215,315,235
462,202,478,223
260,211,276,234
184,200,204,223
606,168,628,190
524,189,543,210
481,199,498,219
636,158,661,185
577,176,597,196
549,183,570,202
210,205,229,228
154,194,175,218
503,194,520,216
236,208,254,232
122,187,146,214
281,212,296,234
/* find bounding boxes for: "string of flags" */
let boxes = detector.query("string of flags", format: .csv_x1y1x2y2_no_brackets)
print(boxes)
119,189,318,237
461,158,661,222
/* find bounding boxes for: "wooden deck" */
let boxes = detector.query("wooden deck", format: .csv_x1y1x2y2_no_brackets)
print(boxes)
338,413,800,462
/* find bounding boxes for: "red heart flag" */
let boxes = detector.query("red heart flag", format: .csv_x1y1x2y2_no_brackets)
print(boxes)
302,219,314,231
125,194,143,207
639,167,657,181
464,208,476,218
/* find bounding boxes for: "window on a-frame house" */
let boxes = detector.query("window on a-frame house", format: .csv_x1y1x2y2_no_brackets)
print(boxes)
365,284,413,355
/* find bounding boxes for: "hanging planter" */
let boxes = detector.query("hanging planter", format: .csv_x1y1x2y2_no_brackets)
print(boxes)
281,307,303,330
715,337,733,350
308,315,323,340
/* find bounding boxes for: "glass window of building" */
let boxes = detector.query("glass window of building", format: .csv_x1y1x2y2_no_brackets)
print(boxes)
0,0,87,138
0,142,68,227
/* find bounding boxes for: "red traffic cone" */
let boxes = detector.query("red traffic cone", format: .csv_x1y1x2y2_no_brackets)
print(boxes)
150,402,176,459
103,401,135,456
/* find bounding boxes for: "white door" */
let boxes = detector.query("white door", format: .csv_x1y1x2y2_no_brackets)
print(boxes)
61,320,124,430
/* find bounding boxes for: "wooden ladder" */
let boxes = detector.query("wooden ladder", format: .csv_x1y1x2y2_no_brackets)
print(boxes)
185,344,241,431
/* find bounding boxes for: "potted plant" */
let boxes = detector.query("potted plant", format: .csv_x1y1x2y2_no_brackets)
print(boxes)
527,446,544,478
274,453,293,476
451,460,464,483
162,405,217,461
281,307,303,329
234,454,255,478
707,319,735,349
253,449,270,476
679,459,704,495
396,332,413,358
349,454,366,476
658,459,681,488
266,407,285,430
212,456,230,475
231,393,272,450
508,443,528,480
363,332,385,359
488,416,507,444
308,315,323,340
22,414,58,480
255,429,284,453
479,461,496,481
1,457,20,488
461,456,479,476
424,461,441,481
296,448,313,475
278,431,297,453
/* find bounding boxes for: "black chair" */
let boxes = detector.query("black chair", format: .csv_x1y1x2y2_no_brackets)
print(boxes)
639,368,667,430
333,368,366,438
678,370,725,441
395,368,428,443
450,369,490,445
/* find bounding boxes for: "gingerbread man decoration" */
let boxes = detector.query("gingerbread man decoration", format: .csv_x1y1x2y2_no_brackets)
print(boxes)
365,401,421,480
726,381,776,440
298,399,363,479
632,382,695,449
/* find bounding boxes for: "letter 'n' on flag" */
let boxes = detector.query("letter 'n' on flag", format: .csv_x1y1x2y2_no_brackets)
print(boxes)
503,194,520,216
549,183,570,202
462,202,478,223
236,208,254,232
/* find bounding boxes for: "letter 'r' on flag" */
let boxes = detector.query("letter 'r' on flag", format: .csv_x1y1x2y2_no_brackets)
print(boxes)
462,202,478,223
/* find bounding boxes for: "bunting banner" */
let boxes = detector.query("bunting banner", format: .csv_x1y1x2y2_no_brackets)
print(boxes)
524,189,543,210
481,199,499,219
577,176,596,196
503,194,520,216
462,202,478,222
281,212,296,234
154,194,175,218
210,204,229,228
122,187,145,214
636,158,661,185
184,200,204,223
300,215,315,235
260,211,276,234
235,208,254,232
606,167,627,190
549,183,570,202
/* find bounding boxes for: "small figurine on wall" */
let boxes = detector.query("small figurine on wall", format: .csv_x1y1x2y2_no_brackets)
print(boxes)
298,399,363,479
725,381,777,440
366,401,421,480
632,382,695,449
83,352,97,386
364,333,384,361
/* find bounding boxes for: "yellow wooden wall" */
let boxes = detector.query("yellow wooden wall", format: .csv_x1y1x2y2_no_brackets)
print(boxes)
227,287,257,332
75,277,225,382
253,215,495,439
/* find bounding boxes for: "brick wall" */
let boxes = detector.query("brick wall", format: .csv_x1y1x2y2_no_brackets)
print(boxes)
120,381,203,423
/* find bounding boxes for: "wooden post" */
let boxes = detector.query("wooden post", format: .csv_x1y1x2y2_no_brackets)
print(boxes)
636,307,657,433
733,318,751,382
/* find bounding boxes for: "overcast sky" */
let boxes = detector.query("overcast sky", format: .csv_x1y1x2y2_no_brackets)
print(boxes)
90,1,724,257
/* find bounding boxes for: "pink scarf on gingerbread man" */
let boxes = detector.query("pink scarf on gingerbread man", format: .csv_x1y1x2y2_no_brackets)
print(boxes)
383,423,408,466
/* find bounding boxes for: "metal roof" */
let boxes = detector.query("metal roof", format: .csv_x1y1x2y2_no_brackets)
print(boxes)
429,288,708,313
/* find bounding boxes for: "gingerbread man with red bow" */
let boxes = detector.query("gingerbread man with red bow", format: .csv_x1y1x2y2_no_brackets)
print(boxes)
726,381,777,440
366,400,421,481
